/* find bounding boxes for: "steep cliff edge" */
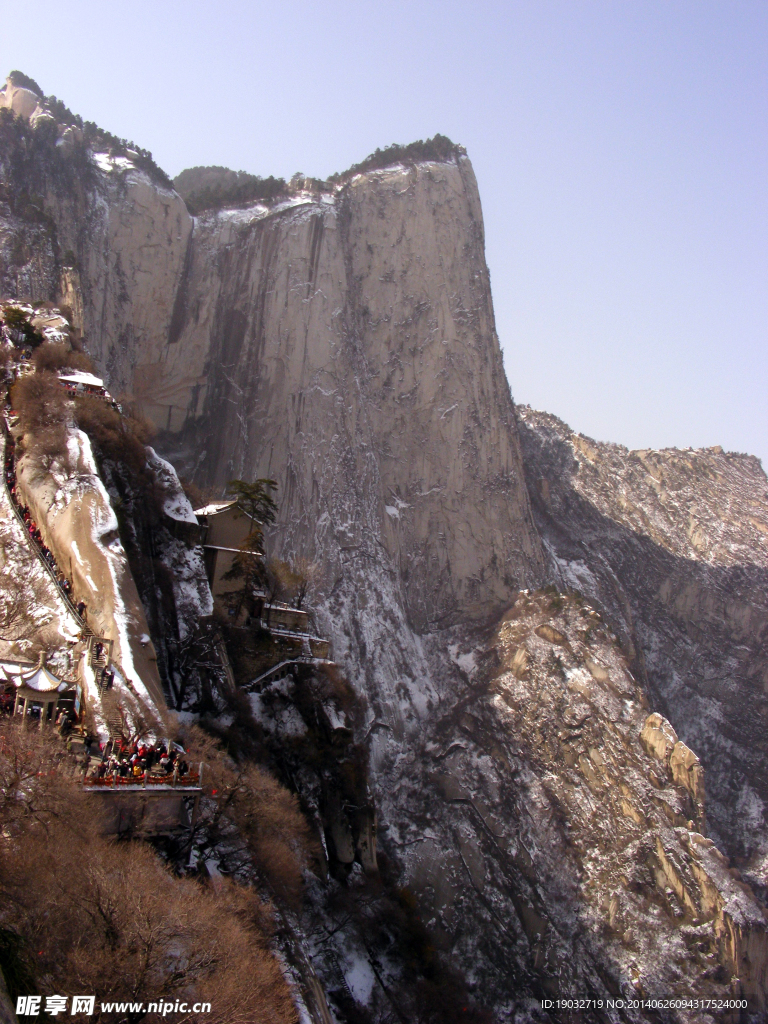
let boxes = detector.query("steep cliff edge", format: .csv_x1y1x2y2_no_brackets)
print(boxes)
0,99,190,392
0,109,544,628
159,157,545,628
14,427,169,724
517,407,768,899
404,590,768,1015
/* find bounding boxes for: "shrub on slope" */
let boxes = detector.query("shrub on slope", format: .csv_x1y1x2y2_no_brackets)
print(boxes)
0,720,299,1023
32,342,95,374
10,370,70,469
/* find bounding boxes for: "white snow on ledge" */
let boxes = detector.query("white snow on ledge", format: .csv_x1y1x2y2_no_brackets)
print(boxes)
449,643,478,678
146,448,199,524
93,152,133,173
384,495,411,520
208,193,330,227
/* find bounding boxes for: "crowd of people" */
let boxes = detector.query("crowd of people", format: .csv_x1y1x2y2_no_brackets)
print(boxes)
84,737,194,784
4,436,82,613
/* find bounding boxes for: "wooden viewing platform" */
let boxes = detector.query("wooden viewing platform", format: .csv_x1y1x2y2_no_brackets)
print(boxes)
82,765,205,836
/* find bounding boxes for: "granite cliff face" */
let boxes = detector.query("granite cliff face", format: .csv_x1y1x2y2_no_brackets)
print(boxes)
158,158,544,629
0,94,190,391
406,592,768,1015
0,124,544,629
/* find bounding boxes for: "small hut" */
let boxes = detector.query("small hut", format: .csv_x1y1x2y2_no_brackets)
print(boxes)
58,371,106,396
12,657,67,728
194,501,261,615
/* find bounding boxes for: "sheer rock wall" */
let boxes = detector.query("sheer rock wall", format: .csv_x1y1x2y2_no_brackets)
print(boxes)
157,158,545,629
0,149,545,630
4,126,768,1014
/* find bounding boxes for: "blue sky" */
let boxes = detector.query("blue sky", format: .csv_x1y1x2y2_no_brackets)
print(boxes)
3,0,767,465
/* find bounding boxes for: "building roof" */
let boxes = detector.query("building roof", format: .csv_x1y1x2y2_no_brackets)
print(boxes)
0,660,33,680
17,664,66,693
193,500,238,517
0,665,20,685
59,371,105,388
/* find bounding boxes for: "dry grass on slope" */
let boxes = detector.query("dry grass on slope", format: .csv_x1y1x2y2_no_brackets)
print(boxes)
0,721,298,1024
32,343,95,375
182,725,316,909
74,396,155,475
10,371,71,470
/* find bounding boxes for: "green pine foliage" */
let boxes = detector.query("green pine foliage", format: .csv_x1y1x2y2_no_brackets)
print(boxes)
173,134,462,215
8,70,43,96
2,307,43,348
173,166,289,215
0,107,91,222
1,71,172,191
328,133,463,183
7,71,459,215
226,477,278,537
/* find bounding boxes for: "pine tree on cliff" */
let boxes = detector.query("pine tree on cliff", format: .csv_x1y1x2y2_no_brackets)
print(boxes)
222,478,278,619
226,478,278,547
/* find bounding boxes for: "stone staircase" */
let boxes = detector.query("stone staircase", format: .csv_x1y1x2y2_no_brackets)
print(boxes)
86,637,121,736
89,637,110,675
98,684,124,736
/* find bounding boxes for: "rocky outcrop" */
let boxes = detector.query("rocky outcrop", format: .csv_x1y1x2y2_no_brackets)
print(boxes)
517,407,768,901
640,712,679,763
15,429,167,723
4,97,768,1016
354,589,768,1017
0,76,44,121
641,714,706,831
0,131,190,391
669,742,706,822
